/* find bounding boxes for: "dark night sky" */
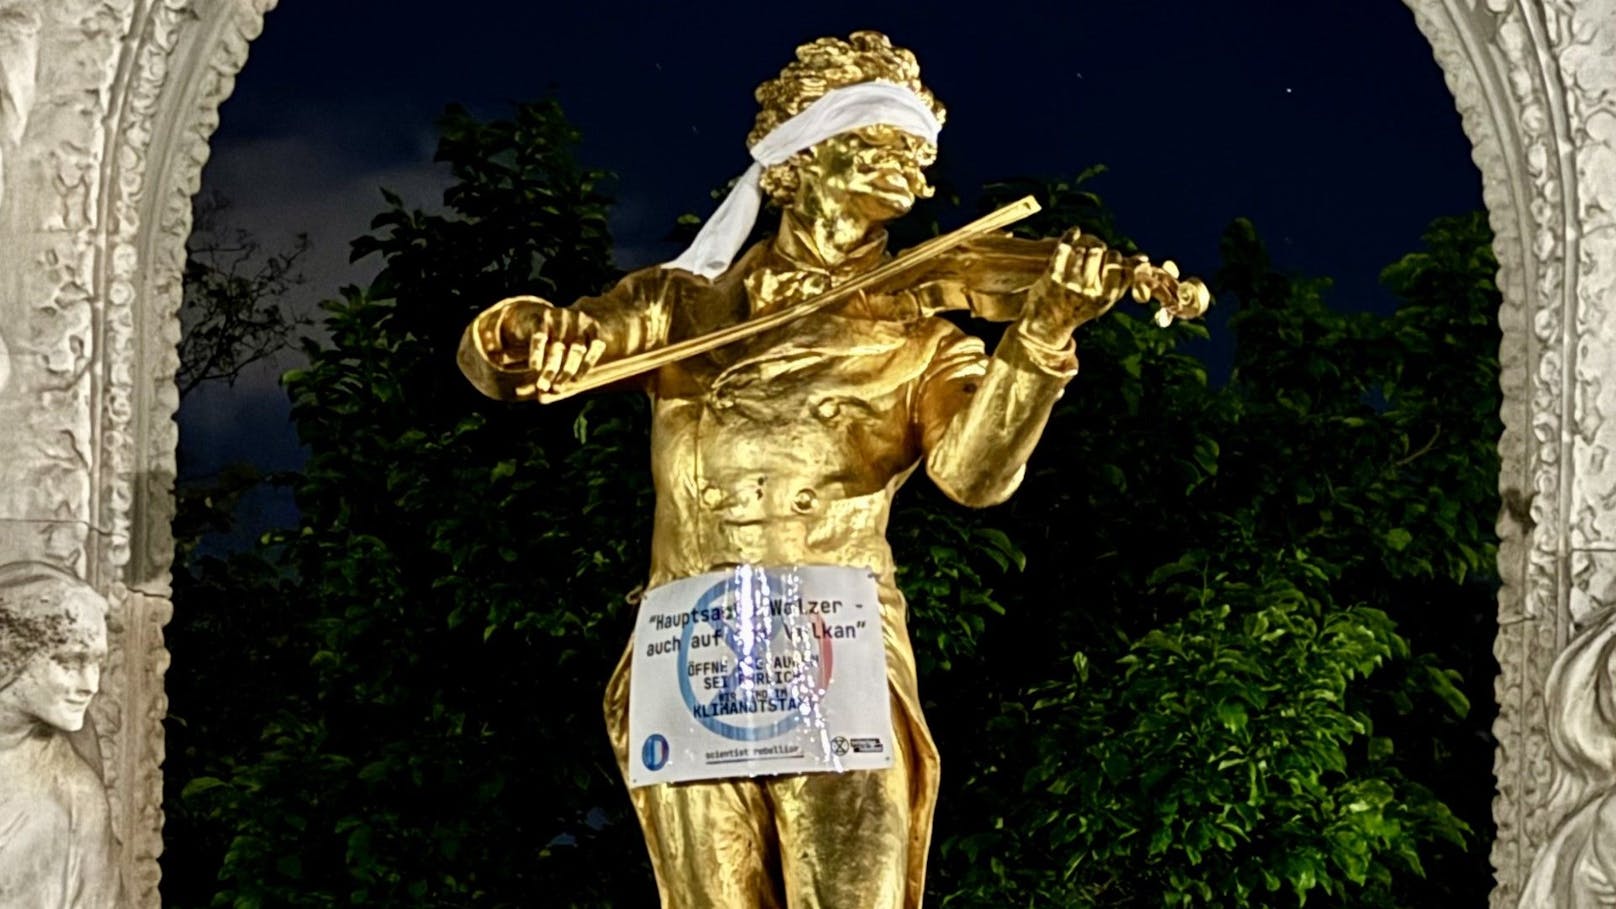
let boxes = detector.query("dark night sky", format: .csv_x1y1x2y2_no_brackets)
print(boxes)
181,1,1482,531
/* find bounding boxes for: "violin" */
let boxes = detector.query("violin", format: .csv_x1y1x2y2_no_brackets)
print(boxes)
874,232,1211,328
534,196,1210,403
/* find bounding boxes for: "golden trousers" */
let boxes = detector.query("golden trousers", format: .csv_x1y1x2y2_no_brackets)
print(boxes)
624,695,913,908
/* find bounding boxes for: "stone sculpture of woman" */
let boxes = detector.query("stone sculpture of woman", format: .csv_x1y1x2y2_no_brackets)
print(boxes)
0,561,117,908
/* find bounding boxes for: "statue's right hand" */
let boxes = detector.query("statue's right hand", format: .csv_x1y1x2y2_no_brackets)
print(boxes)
497,296,607,392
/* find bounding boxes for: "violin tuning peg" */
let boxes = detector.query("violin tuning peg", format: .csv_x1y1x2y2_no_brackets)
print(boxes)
1180,279,1212,316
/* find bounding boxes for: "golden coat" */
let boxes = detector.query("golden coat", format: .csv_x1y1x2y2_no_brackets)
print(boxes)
459,236,1077,906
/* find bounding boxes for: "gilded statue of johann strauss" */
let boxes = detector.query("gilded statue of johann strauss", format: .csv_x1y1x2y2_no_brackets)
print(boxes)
459,31,1203,909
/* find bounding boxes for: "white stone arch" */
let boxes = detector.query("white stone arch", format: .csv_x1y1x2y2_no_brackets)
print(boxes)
0,0,1607,904
0,1,275,903
1403,2,1616,904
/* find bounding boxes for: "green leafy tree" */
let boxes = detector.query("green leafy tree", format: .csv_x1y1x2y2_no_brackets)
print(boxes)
921,197,1496,906
178,190,312,396
164,101,1498,907
167,100,657,907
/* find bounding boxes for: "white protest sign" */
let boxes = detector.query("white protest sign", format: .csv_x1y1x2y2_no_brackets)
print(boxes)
627,565,895,787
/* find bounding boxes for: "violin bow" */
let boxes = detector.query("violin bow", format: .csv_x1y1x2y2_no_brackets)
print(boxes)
531,194,1211,403
532,195,1043,403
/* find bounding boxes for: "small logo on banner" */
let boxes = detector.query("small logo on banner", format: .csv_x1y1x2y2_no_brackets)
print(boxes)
641,733,670,771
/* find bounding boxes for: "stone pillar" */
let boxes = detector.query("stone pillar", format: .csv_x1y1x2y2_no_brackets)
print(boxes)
0,1,274,905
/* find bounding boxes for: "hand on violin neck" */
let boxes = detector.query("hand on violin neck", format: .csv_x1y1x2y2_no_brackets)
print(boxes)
1018,228,1130,346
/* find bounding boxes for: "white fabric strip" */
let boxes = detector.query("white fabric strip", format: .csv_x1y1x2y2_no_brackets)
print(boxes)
663,80,942,279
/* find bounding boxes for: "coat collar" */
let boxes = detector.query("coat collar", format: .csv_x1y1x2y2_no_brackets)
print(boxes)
744,210,890,317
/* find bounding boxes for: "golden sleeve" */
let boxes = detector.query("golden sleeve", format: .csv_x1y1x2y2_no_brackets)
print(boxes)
917,316,1078,508
456,267,674,401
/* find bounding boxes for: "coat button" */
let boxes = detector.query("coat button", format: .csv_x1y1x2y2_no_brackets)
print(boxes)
701,485,725,509
792,488,818,513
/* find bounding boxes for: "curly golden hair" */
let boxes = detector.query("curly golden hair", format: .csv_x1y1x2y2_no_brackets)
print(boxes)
750,31,945,208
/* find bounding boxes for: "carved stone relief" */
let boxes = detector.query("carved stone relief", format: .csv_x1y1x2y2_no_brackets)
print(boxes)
0,1,276,905
0,561,117,907
0,0,41,216
1519,604,1616,904
1401,0,1616,905
0,0,1603,904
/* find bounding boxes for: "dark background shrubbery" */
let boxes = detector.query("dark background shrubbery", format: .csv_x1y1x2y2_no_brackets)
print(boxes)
162,101,1498,908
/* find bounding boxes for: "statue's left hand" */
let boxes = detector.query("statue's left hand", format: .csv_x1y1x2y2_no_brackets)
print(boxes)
490,297,606,393
1019,228,1130,346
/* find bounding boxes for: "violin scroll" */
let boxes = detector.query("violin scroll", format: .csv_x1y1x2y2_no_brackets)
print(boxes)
1126,257,1212,327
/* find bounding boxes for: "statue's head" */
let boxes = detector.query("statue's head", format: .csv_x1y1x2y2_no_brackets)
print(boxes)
752,31,946,221
0,562,108,733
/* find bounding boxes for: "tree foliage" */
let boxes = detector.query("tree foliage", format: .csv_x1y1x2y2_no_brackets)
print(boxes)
178,191,312,397
165,100,1499,907
167,101,654,908
918,197,1497,907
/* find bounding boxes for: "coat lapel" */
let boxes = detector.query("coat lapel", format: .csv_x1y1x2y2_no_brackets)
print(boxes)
659,237,918,393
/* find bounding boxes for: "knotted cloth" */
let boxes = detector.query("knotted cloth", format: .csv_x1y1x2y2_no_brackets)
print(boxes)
663,80,943,279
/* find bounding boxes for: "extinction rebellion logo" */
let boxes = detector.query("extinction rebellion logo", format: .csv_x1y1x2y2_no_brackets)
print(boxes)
674,576,836,742
629,566,885,785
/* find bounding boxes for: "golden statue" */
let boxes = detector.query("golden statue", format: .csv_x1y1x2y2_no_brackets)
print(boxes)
458,31,1207,909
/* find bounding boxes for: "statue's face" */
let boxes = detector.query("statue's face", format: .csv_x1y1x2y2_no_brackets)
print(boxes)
796,124,934,222
0,589,107,732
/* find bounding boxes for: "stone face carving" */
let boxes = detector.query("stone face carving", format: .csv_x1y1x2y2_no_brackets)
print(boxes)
0,561,117,908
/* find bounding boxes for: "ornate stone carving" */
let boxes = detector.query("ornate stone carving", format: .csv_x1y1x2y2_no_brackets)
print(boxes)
0,0,1602,903
0,0,128,570
100,3,279,903
1403,0,1616,905
0,1,275,904
0,0,42,215
1520,605,1616,904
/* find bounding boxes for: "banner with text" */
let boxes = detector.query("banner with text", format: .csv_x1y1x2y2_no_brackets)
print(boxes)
627,565,894,787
